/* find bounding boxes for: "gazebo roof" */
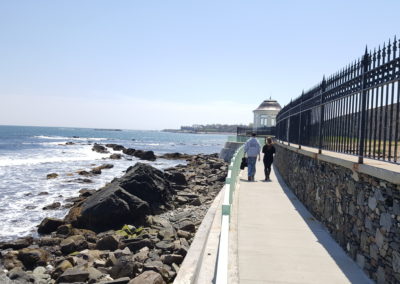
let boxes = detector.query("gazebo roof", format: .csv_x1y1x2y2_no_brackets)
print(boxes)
253,99,282,112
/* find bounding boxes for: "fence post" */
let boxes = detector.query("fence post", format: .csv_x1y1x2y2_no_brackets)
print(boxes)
318,77,326,154
298,91,304,149
358,47,370,164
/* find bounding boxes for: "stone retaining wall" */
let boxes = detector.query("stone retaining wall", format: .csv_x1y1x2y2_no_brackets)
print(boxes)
274,143,400,284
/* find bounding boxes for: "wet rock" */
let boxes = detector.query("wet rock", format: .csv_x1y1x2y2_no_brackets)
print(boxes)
106,144,126,151
129,270,165,284
110,153,122,160
77,170,91,176
57,224,73,236
38,191,49,195
0,237,33,250
92,144,109,154
123,148,136,156
133,150,156,161
42,202,61,210
38,217,65,234
58,268,89,283
18,248,49,270
60,235,88,254
46,173,58,179
96,235,120,251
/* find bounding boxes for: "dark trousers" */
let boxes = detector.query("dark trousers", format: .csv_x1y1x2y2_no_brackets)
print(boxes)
263,159,272,179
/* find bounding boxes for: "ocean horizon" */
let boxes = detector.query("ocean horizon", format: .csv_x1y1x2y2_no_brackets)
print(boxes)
0,125,228,241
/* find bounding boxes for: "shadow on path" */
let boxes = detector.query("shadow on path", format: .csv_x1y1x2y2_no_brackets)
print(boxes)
273,164,373,284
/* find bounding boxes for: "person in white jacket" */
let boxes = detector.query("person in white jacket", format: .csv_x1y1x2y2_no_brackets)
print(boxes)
244,133,261,181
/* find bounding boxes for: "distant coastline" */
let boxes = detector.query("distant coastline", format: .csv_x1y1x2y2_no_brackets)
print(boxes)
162,129,236,135
163,123,249,135
94,128,122,131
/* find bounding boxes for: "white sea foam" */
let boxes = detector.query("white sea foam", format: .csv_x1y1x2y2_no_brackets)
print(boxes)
0,146,107,167
34,135,107,141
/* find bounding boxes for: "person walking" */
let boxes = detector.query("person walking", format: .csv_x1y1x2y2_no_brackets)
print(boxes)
244,133,261,181
262,137,276,181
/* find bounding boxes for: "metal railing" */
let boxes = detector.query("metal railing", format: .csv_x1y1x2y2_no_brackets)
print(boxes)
276,37,400,164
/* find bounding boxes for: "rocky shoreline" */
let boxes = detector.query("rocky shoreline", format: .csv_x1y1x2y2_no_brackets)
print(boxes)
0,143,228,284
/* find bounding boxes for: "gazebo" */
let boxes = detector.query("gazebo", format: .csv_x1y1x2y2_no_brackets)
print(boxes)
253,99,282,129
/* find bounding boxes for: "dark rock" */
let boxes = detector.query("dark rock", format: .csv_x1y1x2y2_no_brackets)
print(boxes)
46,173,58,179
77,170,91,176
166,172,187,185
38,218,65,234
39,191,49,195
57,224,72,236
79,188,96,197
129,271,165,284
123,148,136,156
65,142,75,145
118,163,172,208
92,143,109,154
174,220,195,232
133,150,156,161
58,268,89,283
42,202,61,210
91,164,114,174
160,254,183,265
109,255,139,279
18,248,49,270
110,153,122,160
106,144,126,151
96,235,120,251
0,237,33,250
159,153,191,160
38,237,62,246
155,241,174,250
74,178,93,183
65,184,149,232
123,238,153,252
60,235,88,254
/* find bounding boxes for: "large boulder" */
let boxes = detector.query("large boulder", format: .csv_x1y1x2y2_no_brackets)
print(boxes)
65,184,150,232
119,163,172,207
64,163,172,232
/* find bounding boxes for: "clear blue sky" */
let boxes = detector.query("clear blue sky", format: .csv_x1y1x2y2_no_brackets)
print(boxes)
0,0,399,129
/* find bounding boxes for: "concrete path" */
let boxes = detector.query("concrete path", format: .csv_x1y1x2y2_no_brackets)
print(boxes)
232,159,373,284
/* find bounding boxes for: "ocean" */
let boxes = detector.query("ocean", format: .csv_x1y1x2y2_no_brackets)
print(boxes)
0,125,228,242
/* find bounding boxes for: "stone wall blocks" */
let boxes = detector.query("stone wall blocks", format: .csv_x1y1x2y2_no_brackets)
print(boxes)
380,213,392,231
392,251,400,273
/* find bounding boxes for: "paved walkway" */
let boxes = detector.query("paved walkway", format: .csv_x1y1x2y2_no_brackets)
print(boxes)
231,159,373,284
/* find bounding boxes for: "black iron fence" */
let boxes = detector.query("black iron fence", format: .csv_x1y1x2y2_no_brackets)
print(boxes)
276,37,400,164
237,126,276,136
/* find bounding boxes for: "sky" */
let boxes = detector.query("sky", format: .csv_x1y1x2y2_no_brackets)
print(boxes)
0,0,399,130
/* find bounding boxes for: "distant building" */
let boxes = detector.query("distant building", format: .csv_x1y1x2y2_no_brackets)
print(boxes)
253,99,282,129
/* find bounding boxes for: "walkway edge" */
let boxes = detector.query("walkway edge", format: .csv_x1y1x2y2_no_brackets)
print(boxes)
173,187,225,284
